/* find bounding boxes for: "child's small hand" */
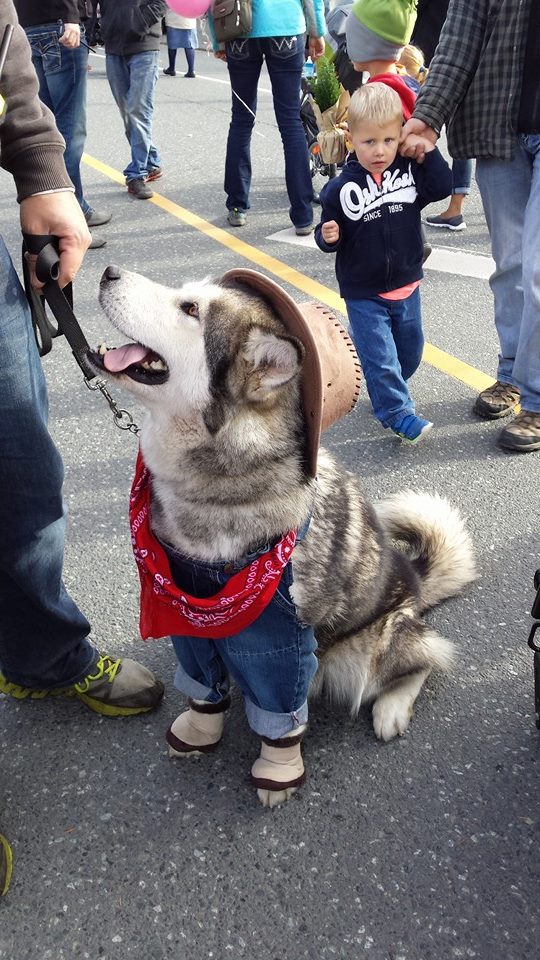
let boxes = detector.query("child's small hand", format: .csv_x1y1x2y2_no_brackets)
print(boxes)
322,220,340,244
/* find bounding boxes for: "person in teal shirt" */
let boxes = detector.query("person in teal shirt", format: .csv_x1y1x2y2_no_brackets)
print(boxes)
210,0,326,233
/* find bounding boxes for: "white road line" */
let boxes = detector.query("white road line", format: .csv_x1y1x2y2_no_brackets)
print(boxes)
266,228,495,279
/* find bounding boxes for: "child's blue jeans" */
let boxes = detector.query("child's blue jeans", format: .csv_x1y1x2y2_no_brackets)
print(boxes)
165,541,318,740
346,287,424,428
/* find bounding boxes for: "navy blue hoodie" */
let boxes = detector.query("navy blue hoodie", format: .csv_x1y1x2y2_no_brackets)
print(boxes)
315,149,452,299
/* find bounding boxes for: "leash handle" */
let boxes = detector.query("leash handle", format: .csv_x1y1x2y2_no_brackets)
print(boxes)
22,233,94,377
23,232,61,283
22,235,62,356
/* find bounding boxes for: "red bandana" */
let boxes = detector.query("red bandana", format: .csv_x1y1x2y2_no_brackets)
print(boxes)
130,452,297,640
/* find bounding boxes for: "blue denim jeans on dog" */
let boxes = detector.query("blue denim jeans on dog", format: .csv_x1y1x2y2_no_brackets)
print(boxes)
346,287,424,428
0,239,98,688
224,35,314,229
166,537,318,740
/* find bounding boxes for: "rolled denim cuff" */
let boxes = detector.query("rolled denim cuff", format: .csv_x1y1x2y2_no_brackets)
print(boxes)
244,696,309,738
173,659,230,705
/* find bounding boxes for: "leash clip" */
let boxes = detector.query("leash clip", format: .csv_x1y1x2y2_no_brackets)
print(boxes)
84,376,140,435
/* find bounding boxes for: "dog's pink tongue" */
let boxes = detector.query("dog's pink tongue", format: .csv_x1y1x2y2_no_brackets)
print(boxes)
103,344,149,372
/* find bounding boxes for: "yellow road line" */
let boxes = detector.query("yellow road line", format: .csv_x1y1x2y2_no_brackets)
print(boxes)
83,152,494,393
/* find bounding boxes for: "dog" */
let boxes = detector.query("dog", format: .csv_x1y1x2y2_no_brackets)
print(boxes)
89,264,477,806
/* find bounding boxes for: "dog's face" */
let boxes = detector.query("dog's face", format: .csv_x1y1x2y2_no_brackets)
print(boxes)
89,267,305,434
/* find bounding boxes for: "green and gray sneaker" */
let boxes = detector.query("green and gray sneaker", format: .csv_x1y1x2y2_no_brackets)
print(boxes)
0,654,164,718
0,835,13,896
227,207,246,227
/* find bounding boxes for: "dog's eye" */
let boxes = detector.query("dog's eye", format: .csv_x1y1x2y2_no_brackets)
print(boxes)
180,301,199,319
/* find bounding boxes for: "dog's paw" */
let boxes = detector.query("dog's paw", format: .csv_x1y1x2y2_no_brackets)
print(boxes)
257,786,299,808
372,694,413,742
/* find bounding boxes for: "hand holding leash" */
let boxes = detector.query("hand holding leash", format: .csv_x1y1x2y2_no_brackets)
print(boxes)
22,233,93,376
22,235,140,435
20,190,91,289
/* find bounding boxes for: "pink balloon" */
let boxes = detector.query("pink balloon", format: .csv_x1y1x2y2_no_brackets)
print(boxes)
165,0,211,16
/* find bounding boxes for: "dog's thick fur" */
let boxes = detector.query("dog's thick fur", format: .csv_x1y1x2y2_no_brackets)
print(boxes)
92,267,477,747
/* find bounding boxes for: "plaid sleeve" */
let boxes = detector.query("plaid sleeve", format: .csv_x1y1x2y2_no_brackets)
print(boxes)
412,0,489,134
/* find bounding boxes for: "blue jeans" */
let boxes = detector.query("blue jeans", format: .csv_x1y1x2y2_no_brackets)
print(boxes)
0,239,98,688
346,288,424,428
224,35,313,229
452,158,473,195
166,543,318,739
24,21,90,215
106,51,161,182
476,135,540,412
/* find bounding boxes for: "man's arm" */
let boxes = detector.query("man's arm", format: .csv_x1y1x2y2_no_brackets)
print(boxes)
57,1,83,46
411,0,489,135
136,1,168,32
401,0,488,158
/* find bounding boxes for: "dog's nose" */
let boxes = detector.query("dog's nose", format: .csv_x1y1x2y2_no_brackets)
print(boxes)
102,264,122,282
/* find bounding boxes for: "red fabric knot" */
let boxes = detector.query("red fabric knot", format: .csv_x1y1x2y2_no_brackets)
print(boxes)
130,451,298,640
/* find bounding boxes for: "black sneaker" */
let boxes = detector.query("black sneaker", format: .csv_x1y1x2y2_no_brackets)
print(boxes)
89,233,107,249
127,178,153,200
85,208,112,227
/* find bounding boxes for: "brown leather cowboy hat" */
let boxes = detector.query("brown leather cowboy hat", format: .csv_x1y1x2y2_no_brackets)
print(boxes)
221,269,361,478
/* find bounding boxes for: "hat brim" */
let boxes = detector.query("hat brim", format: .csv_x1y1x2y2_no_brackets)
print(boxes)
220,269,360,477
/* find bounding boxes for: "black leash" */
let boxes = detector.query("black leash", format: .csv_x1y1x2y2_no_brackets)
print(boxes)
22,234,140,435
23,233,94,376
527,570,540,729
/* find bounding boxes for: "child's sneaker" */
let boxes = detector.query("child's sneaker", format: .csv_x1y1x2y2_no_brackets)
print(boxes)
392,414,433,444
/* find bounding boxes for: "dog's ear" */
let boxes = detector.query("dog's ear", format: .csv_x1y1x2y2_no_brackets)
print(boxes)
243,328,304,402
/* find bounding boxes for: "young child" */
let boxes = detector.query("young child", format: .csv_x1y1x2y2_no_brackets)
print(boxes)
397,43,429,94
345,0,418,116
315,82,453,442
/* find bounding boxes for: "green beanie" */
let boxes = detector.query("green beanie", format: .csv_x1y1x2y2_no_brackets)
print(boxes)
346,0,418,65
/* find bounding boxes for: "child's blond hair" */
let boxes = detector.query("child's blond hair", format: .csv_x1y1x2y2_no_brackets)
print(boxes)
397,44,428,85
347,82,403,133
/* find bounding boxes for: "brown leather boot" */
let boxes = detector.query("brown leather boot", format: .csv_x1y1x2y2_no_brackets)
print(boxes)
166,696,230,757
251,725,307,808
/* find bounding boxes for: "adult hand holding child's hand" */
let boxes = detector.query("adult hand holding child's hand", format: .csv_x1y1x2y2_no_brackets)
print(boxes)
400,119,438,162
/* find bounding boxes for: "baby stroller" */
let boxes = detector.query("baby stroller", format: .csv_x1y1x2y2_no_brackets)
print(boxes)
300,74,338,182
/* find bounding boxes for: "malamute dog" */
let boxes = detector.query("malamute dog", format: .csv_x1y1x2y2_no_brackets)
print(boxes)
90,265,476,807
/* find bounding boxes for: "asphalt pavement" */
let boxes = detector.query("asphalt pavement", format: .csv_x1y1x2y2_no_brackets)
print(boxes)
1,44,539,960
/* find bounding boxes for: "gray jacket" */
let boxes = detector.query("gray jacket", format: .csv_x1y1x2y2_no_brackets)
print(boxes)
413,0,531,160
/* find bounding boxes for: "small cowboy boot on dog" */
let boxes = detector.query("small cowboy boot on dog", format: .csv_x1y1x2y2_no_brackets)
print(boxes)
166,697,230,757
251,725,307,808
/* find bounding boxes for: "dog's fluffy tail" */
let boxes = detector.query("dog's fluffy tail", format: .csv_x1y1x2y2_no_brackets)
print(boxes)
375,490,478,611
